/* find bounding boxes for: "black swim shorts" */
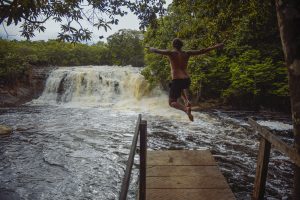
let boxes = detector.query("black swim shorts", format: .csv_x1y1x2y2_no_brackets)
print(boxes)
169,78,191,100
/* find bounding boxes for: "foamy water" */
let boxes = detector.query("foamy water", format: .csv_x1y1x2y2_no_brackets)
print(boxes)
257,120,293,131
31,65,190,121
0,66,294,200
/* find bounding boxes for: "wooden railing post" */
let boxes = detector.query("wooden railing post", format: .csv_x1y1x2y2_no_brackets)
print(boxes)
119,115,142,200
249,118,300,199
253,137,271,200
249,118,300,167
139,120,147,200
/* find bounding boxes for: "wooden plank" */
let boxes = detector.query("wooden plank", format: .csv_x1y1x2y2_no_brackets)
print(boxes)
146,150,235,200
147,165,222,177
146,189,235,200
147,150,216,166
147,176,230,189
249,118,300,167
253,137,271,200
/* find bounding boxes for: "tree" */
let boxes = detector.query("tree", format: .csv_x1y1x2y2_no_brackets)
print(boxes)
107,29,144,67
275,0,300,199
0,0,166,42
143,0,288,109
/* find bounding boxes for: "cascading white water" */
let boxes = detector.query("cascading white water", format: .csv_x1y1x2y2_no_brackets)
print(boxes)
36,66,160,105
34,65,181,117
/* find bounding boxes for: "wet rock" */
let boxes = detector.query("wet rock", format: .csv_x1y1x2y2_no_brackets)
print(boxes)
0,125,12,135
0,89,19,106
0,66,55,107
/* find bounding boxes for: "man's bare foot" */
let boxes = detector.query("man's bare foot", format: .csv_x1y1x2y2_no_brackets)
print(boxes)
186,106,194,122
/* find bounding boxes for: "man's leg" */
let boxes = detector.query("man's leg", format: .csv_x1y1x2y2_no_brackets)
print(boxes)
182,88,193,121
169,80,193,121
169,98,194,121
181,89,191,107
169,99,187,112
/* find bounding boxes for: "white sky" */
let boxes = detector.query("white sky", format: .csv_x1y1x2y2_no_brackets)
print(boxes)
0,1,172,43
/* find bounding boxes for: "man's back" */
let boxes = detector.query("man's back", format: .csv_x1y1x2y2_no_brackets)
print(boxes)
168,50,190,79
148,40,223,80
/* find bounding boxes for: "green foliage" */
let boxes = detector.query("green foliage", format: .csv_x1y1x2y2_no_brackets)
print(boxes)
0,40,30,83
0,0,166,42
142,16,178,88
223,50,275,104
0,52,29,82
107,29,145,67
143,0,289,109
0,30,145,83
142,53,170,89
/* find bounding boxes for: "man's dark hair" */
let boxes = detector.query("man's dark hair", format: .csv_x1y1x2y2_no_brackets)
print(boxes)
172,38,183,50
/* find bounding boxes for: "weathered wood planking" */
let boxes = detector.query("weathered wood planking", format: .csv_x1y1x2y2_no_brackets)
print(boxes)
146,189,235,200
147,150,216,166
147,165,220,177
147,176,229,189
146,150,236,200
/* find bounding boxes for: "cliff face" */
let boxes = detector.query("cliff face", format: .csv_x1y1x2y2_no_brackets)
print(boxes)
0,67,54,107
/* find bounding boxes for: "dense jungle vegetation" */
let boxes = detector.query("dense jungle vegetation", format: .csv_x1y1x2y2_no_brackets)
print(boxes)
0,29,144,82
0,0,289,111
143,0,289,110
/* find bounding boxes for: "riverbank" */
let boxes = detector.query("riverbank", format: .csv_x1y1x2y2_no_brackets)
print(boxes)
192,99,291,115
0,85,33,107
0,67,54,107
192,99,226,111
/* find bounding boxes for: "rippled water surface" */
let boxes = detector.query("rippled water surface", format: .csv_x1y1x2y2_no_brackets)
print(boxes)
0,105,294,200
1,106,141,200
0,66,294,200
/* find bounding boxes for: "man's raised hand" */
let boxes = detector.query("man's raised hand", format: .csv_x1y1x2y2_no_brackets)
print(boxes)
145,46,153,52
145,46,156,53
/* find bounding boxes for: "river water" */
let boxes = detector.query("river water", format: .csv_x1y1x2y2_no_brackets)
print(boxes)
0,66,294,200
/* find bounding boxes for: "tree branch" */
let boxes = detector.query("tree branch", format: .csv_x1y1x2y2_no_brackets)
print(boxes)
20,15,51,24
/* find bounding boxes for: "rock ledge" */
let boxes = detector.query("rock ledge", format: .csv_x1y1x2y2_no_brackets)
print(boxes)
0,125,12,135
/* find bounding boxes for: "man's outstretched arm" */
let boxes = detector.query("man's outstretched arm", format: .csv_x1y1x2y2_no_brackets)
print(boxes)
187,43,224,56
146,47,173,56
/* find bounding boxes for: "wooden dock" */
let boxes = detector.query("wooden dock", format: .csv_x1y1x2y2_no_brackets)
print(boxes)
146,150,235,200
120,115,300,200
119,116,236,200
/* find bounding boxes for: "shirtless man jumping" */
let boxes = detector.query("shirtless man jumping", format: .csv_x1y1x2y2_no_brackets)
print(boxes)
147,38,224,121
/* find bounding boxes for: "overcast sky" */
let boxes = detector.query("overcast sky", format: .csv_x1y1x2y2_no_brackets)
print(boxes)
0,1,171,43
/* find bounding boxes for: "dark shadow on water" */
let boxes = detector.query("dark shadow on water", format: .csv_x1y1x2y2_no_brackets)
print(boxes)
0,189,20,200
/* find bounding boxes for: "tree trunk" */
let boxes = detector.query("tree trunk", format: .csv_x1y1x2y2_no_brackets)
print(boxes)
196,79,202,102
275,1,300,199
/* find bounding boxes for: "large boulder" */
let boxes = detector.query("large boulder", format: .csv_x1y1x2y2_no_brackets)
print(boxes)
0,125,12,135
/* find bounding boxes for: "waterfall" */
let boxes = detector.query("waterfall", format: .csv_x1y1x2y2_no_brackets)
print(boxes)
35,66,168,109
